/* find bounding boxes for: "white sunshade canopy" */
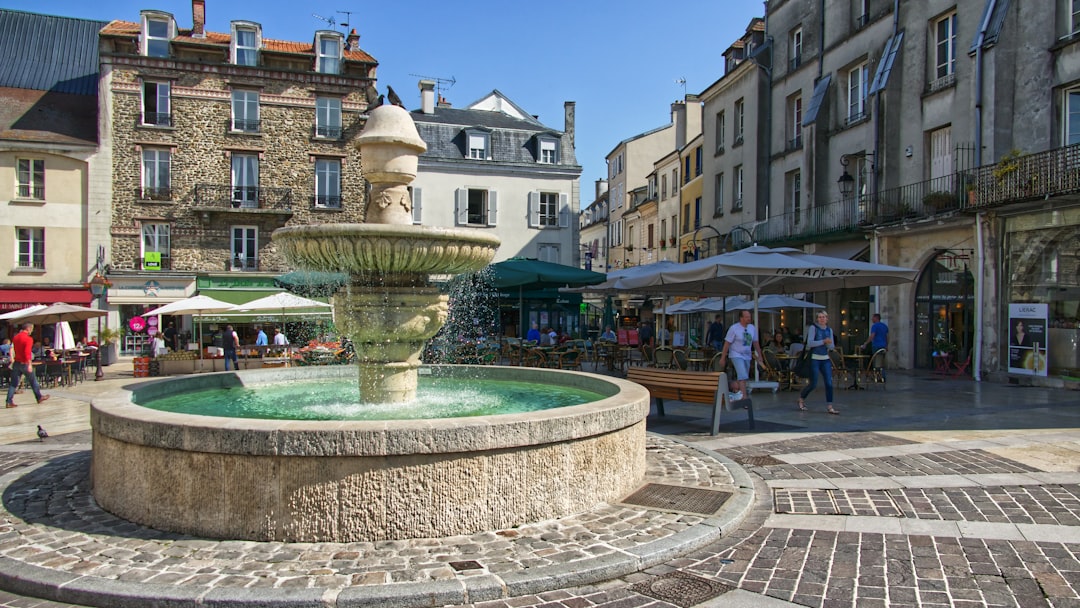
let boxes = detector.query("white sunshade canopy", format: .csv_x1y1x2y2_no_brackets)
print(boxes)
229,292,331,312
729,294,825,311
0,304,47,321
142,294,236,317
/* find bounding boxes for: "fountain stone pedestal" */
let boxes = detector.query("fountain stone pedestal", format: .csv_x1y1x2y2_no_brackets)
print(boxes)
273,105,500,402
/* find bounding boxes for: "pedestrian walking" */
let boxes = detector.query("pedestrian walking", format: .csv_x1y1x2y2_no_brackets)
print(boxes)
705,314,725,351
797,311,839,415
718,310,764,400
862,313,889,352
5,323,50,408
223,325,239,371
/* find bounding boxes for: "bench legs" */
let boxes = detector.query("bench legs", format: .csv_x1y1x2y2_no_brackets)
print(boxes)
655,397,665,417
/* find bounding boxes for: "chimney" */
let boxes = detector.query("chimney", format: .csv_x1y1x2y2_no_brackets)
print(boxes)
418,79,435,114
564,101,576,149
595,179,608,200
672,101,687,150
437,95,451,108
191,0,205,37
346,28,359,50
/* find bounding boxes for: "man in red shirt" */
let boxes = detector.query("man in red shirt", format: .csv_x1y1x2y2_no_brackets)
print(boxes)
6,322,49,408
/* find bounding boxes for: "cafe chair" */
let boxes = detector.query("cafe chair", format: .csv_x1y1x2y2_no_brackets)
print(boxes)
672,349,689,371
828,350,851,387
653,347,674,369
708,353,725,371
861,348,888,388
950,349,971,379
558,348,583,371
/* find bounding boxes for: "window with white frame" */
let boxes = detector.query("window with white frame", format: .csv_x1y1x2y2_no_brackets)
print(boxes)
16,159,44,200
847,62,869,123
141,223,171,270
660,218,667,241
714,173,724,216
141,81,170,126
787,170,801,223
788,93,803,149
314,158,341,208
856,0,870,27
661,174,668,199
231,154,259,207
141,149,171,200
672,169,679,192
231,90,259,132
16,227,44,270
315,97,342,138
715,110,725,153
790,27,803,69
410,186,423,224
1073,0,1080,36
317,34,341,74
456,188,497,226
695,146,702,177
935,12,957,80
538,138,558,164
144,16,170,57
627,225,635,250
529,192,562,227
466,131,489,160
733,165,744,210
1066,88,1080,145
233,25,258,66
734,99,745,144
682,202,690,233
231,226,258,271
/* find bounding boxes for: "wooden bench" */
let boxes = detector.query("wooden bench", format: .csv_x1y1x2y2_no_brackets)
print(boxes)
626,368,753,435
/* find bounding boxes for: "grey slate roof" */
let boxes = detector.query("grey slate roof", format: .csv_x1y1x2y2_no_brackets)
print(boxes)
413,106,570,165
0,9,108,95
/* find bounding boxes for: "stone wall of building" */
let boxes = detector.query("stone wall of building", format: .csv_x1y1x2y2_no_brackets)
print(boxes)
109,61,370,273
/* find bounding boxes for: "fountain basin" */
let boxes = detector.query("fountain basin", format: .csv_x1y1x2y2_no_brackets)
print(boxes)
90,365,649,542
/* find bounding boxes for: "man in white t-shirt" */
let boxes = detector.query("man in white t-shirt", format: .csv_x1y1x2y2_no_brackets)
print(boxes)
717,309,764,399
273,328,289,346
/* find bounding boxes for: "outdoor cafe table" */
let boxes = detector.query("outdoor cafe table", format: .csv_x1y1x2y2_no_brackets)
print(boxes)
843,353,871,389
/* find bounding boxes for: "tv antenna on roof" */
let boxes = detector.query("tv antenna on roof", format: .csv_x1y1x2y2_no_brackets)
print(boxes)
409,73,457,98
336,10,353,29
312,12,337,28
675,77,687,97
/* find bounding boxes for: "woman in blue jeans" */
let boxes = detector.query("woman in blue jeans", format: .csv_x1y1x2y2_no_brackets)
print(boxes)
797,311,840,415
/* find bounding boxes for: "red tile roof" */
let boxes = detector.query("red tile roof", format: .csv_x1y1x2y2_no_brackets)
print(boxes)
100,20,376,63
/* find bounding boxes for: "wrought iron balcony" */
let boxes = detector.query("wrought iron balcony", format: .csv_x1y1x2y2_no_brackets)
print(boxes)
140,113,172,127
136,187,173,201
745,143,1080,247
314,125,342,139
231,118,261,133
193,184,292,211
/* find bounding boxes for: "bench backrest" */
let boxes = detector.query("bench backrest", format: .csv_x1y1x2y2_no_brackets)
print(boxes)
626,368,723,405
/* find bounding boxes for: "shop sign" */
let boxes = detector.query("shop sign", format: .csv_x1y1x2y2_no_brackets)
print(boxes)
129,316,147,332
143,252,161,271
198,276,278,289
1007,303,1048,376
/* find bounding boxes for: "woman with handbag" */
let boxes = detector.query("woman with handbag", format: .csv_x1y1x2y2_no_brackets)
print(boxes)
797,311,840,415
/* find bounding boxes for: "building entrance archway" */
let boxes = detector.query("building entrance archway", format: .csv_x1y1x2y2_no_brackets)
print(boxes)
914,250,975,369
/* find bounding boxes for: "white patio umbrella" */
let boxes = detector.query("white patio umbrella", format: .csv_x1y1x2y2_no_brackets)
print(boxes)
0,304,47,321
229,292,331,337
143,295,236,365
54,321,75,350
9,303,107,325
613,245,917,382
729,294,825,311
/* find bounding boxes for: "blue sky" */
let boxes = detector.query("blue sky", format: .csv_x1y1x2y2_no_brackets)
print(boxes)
11,1,763,194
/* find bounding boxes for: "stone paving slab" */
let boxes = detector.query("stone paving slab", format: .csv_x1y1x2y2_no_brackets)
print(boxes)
0,434,754,608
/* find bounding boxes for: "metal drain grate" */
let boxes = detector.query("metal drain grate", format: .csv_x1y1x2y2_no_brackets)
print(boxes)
621,483,732,515
448,560,482,571
735,455,785,466
631,571,734,607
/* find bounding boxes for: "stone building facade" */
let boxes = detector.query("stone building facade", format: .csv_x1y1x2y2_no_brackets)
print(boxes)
97,2,377,333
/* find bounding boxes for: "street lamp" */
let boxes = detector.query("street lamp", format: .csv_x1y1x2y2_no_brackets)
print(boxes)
86,273,109,381
838,156,856,198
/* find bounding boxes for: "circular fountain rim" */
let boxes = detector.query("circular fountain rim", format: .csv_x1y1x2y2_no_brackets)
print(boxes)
91,365,650,458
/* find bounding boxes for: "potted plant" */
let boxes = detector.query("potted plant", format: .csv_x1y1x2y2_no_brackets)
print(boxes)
965,181,977,206
668,236,676,246
932,337,957,356
922,191,954,213
95,326,122,366
625,244,634,252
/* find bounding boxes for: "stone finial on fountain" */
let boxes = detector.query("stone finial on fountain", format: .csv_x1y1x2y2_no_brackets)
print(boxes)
356,104,427,225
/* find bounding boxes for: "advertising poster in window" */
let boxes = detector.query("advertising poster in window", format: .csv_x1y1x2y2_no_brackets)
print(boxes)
1008,303,1048,376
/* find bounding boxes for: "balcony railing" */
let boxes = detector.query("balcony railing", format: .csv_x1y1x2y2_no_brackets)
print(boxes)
315,125,342,139
136,187,173,201
745,143,1080,247
194,184,292,210
231,118,261,133
312,195,342,209
141,112,172,127
231,257,258,271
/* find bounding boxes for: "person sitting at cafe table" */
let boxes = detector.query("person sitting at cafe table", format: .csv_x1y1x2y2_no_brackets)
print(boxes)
600,325,617,342
0,338,10,358
765,330,787,354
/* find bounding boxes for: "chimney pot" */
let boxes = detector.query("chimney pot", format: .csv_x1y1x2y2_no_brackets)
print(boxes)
418,79,435,114
346,28,359,50
191,0,205,37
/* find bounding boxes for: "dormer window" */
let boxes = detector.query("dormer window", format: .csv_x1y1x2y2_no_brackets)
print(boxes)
538,137,558,164
140,11,174,58
231,22,260,66
316,32,342,74
465,129,490,160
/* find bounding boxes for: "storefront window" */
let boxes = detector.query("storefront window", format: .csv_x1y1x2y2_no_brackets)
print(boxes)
1006,209,1080,373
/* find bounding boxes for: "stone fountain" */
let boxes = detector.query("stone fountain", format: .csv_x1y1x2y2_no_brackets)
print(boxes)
272,104,501,402
89,103,649,543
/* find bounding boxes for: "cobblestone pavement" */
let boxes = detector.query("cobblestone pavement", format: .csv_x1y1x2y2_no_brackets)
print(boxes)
3,369,1080,606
